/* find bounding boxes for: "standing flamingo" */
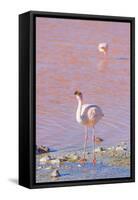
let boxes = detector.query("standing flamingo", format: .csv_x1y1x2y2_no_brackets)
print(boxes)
98,43,108,54
74,91,104,164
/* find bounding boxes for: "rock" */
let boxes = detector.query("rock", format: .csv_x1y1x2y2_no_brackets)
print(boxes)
45,166,53,170
37,166,41,170
95,147,106,153
39,155,51,163
94,148,100,153
66,154,80,162
49,159,61,165
107,156,130,167
50,169,60,177
57,155,68,162
95,137,104,144
36,145,49,154
115,142,128,151
123,147,127,151
116,145,125,151
107,146,115,151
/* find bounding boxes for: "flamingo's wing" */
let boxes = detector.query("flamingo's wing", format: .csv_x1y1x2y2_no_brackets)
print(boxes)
87,107,98,120
81,104,104,121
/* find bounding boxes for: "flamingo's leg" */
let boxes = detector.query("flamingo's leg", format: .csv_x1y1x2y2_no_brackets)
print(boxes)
92,126,96,165
80,127,88,164
83,126,88,160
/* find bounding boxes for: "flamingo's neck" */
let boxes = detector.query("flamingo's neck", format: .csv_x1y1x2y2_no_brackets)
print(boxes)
76,98,83,123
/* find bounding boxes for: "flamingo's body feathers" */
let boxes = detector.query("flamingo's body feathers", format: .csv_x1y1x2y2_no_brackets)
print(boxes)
79,104,104,126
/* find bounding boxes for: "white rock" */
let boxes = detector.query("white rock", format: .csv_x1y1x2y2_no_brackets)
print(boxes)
107,146,115,151
39,155,51,163
50,169,60,177
94,148,101,153
49,159,61,165
95,147,106,153
37,166,41,170
45,166,53,170
116,145,124,151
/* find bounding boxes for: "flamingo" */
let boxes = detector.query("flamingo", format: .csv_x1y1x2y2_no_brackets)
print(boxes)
74,91,104,164
98,43,108,54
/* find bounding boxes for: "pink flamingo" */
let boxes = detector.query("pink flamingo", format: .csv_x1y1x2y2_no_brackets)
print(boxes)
74,91,104,164
98,43,108,54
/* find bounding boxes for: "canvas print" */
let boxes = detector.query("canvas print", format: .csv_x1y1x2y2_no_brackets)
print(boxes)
35,17,131,183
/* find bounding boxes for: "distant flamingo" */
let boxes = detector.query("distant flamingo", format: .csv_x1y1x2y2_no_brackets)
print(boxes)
98,43,108,54
74,91,104,164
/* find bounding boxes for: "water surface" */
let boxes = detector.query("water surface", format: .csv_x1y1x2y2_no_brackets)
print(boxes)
36,17,130,152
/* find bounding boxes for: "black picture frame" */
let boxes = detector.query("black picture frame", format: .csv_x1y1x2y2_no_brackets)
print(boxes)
19,10,135,189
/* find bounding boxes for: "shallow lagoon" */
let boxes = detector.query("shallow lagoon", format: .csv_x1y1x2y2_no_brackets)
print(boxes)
36,145,130,183
36,18,131,183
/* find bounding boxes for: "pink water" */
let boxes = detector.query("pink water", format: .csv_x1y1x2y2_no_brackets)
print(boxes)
36,17,130,150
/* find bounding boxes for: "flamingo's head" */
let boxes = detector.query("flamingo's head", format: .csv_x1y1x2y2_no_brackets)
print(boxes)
98,43,108,54
74,90,83,101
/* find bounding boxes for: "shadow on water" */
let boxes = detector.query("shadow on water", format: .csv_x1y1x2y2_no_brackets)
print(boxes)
116,57,129,60
108,56,129,60
49,148,58,153
60,173,70,177
36,148,58,154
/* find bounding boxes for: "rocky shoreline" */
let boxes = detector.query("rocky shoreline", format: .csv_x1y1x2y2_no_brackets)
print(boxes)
36,142,130,180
